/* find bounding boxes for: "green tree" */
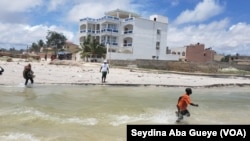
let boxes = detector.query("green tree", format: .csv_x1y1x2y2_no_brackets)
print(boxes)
46,31,67,54
30,43,39,53
29,40,44,53
80,35,106,61
221,55,230,62
38,40,45,48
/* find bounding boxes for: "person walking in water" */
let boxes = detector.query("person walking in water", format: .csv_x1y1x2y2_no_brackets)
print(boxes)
100,60,109,83
23,63,34,85
0,66,4,75
176,88,199,122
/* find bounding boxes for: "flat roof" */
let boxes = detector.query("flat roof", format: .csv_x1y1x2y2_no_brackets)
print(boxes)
105,9,140,18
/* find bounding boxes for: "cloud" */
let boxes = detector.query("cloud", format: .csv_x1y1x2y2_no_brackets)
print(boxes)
0,22,74,49
47,0,67,12
173,0,224,25
168,18,250,55
171,0,179,6
0,0,42,13
0,0,43,24
67,0,135,22
168,0,250,55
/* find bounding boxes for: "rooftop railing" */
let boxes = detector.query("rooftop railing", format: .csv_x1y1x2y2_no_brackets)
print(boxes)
80,16,120,22
124,17,134,22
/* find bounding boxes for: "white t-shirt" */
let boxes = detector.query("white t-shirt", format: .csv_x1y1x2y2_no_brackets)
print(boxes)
101,63,109,72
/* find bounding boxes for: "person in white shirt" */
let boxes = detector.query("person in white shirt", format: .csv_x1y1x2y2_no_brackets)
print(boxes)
100,60,109,83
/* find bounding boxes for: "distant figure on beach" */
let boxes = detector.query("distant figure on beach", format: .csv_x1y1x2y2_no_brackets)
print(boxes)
23,63,34,85
176,88,199,122
100,60,109,83
0,66,4,75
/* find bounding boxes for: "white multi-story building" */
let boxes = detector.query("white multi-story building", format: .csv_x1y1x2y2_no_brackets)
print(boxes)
79,9,178,61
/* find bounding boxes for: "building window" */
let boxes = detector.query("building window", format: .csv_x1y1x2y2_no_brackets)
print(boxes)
157,29,161,35
123,40,127,47
166,47,171,54
156,42,160,50
182,52,185,56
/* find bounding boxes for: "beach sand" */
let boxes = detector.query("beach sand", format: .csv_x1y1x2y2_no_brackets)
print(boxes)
0,60,250,87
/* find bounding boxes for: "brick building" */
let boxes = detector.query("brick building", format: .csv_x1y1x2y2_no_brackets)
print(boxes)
186,43,215,62
170,42,216,63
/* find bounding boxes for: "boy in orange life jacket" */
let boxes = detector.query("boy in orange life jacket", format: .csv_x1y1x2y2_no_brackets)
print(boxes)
176,88,199,122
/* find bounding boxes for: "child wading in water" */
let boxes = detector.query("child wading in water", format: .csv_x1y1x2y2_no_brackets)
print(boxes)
176,88,199,122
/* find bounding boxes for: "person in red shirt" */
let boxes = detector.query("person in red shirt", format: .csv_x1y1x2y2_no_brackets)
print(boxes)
176,88,199,122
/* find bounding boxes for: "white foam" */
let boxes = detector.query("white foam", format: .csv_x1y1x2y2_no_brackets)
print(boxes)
12,106,98,126
109,114,145,126
147,109,176,124
63,117,98,126
0,132,39,141
109,108,176,126
1,83,26,88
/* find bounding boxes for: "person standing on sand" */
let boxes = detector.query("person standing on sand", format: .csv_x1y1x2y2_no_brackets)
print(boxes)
100,60,109,83
176,88,199,122
23,63,34,85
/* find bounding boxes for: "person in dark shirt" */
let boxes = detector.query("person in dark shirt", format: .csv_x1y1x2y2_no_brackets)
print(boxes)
23,64,34,85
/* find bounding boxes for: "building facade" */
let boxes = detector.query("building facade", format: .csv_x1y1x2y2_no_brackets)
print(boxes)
79,9,178,61
170,43,216,63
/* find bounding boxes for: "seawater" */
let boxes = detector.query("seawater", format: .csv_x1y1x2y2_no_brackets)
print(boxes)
0,84,250,141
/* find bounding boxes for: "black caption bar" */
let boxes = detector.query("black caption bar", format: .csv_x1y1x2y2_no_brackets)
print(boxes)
127,125,250,141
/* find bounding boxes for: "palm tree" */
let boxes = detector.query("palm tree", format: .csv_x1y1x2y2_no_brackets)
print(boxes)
80,35,106,62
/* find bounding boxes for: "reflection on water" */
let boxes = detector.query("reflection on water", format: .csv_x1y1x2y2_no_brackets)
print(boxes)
0,85,250,141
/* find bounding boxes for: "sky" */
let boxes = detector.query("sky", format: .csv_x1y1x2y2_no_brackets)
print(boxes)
0,0,249,55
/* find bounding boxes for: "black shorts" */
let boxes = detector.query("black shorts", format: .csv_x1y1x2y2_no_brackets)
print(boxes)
180,110,190,116
102,72,107,78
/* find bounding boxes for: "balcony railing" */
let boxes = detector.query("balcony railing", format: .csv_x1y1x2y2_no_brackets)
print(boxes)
123,43,132,47
97,16,120,22
80,29,115,34
80,29,98,34
101,42,118,46
124,17,134,22
80,16,120,22
101,28,119,33
80,17,96,22
80,29,86,33
124,30,133,34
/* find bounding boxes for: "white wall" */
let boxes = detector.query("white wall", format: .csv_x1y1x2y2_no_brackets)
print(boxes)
110,52,179,60
130,18,169,60
149,15,168,23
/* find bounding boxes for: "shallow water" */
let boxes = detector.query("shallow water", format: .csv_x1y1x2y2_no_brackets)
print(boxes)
0,84,250,141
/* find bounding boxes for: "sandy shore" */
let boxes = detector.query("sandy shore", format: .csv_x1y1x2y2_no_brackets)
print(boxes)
0,60,250,87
